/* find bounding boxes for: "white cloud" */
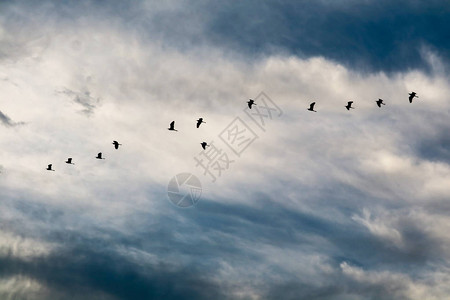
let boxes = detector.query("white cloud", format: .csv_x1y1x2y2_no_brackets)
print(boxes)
341,262,450,300
0,276,47,300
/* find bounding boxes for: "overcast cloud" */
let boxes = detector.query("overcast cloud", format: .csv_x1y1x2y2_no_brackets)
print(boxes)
1,1,450,299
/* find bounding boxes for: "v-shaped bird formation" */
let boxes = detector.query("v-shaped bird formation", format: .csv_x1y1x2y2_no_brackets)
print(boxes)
46,92,419,171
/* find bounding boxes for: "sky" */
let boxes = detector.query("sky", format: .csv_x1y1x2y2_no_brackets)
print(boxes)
1,0,450,299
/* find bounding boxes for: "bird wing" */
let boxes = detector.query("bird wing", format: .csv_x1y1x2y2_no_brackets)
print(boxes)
348,101,353,104
310,102,315,108
48,164,52,168
170,121,175,128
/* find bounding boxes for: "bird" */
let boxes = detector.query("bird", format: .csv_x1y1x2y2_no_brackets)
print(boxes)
112,140,122,149
96,152,105,160
307,102,317,112
200,142,209,150
46,164,55,171
196,118,205,128
345,101,355,110
375,99,386,107
65,158,75,165
168,121,178,131
408,92,418,103
247,99,256,109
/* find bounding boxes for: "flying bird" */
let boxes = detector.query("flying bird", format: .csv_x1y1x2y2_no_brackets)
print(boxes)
46,164,55,171
200,142,209,150
196,118,205,128
168,121,178,131
345,101,355,110
308,102,317,112
247,99,256,109
96,152,105,160
375,99,386,107
65,158,75,165
112,140,122,149
408,92,418,103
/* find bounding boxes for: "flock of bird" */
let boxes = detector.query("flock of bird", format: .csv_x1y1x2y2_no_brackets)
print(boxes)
46,141,121,171
167,118,209,150
46,92,419,171
308,92,418,113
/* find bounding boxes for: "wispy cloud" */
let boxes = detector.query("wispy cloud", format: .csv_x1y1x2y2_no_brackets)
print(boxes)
1,1,450,299
0,110,24,127
57,88,100,116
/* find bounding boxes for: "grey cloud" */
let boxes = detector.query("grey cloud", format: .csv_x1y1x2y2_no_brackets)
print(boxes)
4,0,449,73
57,88,100,116
0,247,228,300
0,110,24,127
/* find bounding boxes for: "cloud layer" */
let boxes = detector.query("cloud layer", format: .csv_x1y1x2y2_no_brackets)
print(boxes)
1,1,450,299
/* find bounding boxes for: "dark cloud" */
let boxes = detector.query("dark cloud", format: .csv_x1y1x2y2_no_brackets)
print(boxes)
4,0,450,73
0,247,227,300
198,0,450,73
0,179,445,299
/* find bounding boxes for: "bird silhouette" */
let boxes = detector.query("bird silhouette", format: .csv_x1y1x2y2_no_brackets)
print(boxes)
345,101,355,110
168,121,178,131
408,92,418,103
65,158,75,165
196,118,205,128
46,164,55,171
112,140,122,149
247,99,256,109
308,102,317,112
200,142,209,150
96,152,105,160
376,99,386,107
